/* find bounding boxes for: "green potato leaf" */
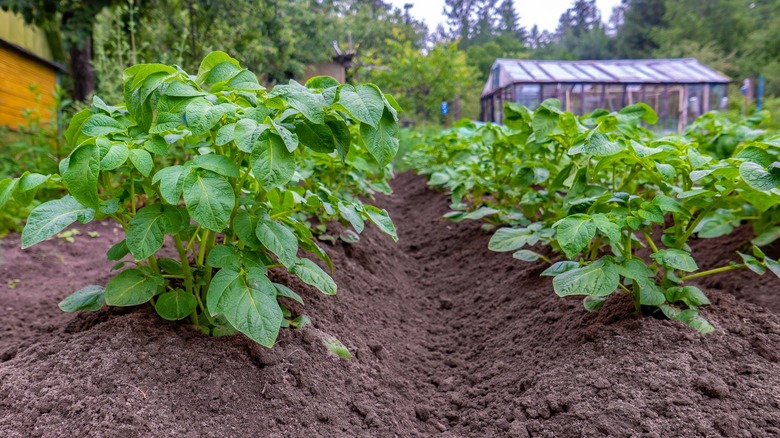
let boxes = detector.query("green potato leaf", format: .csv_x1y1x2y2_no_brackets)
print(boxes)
183,170,235,231
256,219,298,267
553,258,620,297
740,161,780,191
104,268,163,306
22,196,95,248
129,148,154,177
155,290,198,321
360,108,399,167
292,258,337,295
192,154,240,178
650,249,698,272
270,80,326,124
196,51,241,85
338,202,365,233
126,204,183,260
207,268,283,347
666,285,710,307
63,144,100,209
82,114,125,137
251,135,295,191
59,285,105,312
153,165,188,205
270,120,299,153
556,214,596,259
364,205,398,241
488,227,535,252
207,244,242,271
233,211,263,249
100,142,129,170
738,252,766,275
334,84,384,128
273,282,304,305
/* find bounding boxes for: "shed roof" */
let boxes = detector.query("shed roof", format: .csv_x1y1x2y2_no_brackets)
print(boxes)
0,10,65,71
483,58,730,97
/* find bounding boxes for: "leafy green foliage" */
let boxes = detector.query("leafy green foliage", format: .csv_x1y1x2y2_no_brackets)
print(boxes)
1,52,400,348
0,86,73,238
408,99,780,333
366,40,481,123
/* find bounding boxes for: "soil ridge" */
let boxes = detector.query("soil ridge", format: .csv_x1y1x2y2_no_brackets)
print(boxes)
1,172,780,437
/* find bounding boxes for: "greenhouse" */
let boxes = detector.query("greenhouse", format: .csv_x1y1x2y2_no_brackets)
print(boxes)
481,58,731,131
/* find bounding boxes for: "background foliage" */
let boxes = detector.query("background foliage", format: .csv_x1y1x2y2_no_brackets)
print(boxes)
2,0,780,123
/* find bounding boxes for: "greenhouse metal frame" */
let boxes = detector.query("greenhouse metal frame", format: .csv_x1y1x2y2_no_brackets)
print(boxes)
480,58,731,131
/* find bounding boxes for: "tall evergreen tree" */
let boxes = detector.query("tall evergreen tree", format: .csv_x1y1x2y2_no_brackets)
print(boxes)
542,0,611,60
557,0,601,37
613,0,666,58
496,0,525,40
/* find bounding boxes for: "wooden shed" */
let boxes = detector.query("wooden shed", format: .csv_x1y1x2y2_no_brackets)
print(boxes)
481,58,731,131
0,10,65,128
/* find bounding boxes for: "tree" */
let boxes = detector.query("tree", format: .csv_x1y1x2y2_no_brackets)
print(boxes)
556,0,601,38
466,34,527,82
613,0,665,57
542,0,612,60
445,0,526,47
368,40,481,122
496,0,525,41
741,0,780,95
443,0,527,82
651,0,750,79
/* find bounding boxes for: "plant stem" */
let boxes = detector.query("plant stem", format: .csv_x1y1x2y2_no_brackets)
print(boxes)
680,187,734,244
618,164,640,191
110,214,129,232
201,232,216,314
633,283,642,313
147,254,160,274
193,288,214,325
588,236,602,261
270,209,300,220
185,225,202,252
681,264,745,281
130,176,136,215
197,229,211,267
174,234,199,325
642,230,659,253
173,234,195,295
612,163,616,190
625,230,632,257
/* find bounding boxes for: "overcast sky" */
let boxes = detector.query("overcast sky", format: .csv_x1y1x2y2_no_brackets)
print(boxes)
387,0,622,34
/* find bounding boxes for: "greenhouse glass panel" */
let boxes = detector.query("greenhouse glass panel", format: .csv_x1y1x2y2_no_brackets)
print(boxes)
514,84,541,108
582,84,604,113
605,85,625,111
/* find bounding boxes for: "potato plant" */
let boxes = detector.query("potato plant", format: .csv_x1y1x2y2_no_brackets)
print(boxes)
408,100,780,333
0,52,400,347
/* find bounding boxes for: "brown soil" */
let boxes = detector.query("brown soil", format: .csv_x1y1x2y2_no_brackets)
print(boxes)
2,172,780,438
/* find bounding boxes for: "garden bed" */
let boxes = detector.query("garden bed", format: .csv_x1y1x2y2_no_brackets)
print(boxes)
2,172,780,437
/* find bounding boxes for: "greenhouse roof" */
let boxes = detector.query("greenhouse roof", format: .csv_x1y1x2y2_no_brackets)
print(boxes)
483,58,730,97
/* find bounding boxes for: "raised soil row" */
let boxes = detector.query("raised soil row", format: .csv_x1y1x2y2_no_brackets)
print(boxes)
1,172,780,437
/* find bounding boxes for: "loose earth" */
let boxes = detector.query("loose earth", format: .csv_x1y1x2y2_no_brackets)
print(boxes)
1,172,780,437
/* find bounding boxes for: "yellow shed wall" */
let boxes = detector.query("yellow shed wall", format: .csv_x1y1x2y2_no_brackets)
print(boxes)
0,44,57,128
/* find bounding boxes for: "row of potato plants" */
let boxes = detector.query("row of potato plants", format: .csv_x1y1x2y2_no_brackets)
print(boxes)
0,52,400,347
406,100,780,333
